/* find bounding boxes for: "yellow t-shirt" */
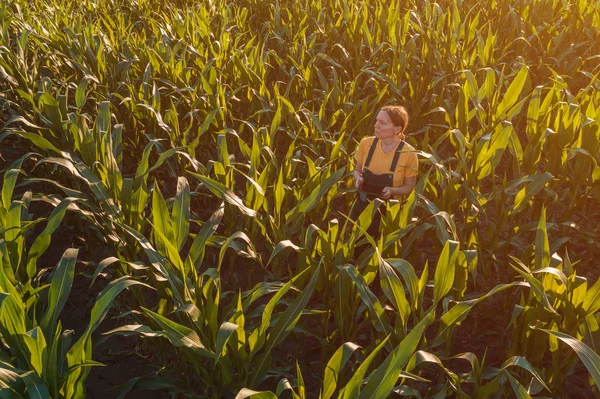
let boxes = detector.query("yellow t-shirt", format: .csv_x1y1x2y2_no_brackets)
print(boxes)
354,136,418,199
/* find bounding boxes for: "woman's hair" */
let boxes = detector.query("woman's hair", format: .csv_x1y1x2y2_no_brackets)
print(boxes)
381,105,409,133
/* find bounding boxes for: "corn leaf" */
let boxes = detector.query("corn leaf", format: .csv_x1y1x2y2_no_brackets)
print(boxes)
537,329,600,388
358,310,434,399
322,342,361,399
172,176,190,252
141,307,215,358
340,336,391,399
248,265,320,388
40,248,78,340
433,240,460,306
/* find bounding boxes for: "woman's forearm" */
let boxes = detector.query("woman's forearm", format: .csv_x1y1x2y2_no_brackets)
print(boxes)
390,184,415,196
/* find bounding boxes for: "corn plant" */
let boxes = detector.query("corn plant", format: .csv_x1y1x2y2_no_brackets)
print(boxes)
508,208,600,395
0,162,145,398
0,0,599,397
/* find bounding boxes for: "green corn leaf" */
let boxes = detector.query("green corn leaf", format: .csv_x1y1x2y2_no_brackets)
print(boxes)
340,336,391,399
5,131,64,156
526,85,542,138
511,173,553,214
340,264,392,337
1,116,47,133
433,282,526,346
386,259,420,309
136,103,171,134
75,161,121,219
532,267,568,290
537,328,600,388
417,196,455,244
231,290,246,347
266,240,301,267
583,277,600,315
406,351,463,395
194,107,223,142
274,168,285,219
36,157,120,219
97,101,112,139
510,259,558,315
188,202,224,268
20,371,50,399
534,207,550,270
141,307,215,358
248,276,301,356
503,372,532,399
447,352,481,377
276,378,298,398
501,356,549,392
0,291,26,336
391,385,422,398
296,361,306,399
21,327,46,376
75,76,91,109
249,265,321,388
24,178,88,203
214,322,240,366
40,248,77,341
189,172,257,217
475,122,513,180
67,277,151,366
152,183,176,256
144,146,199,180
117,222,184,305
26,198,71,279
242,282,290,309
236,165,266,205
101,324,163,340
0,293,32,375
89,257,120,287
379,259,411,332
0,366,25,397
285,166,346,225
217,231,258,271
172,177,190,252
235,388,277,399
113,375,187,399
433,240,460,306
359,310,434,399
4,199,24,270
60,360,105,383
322,342,361,399
2,154,32,210
495,66,529,120
568,148,600,180
330,132,346,161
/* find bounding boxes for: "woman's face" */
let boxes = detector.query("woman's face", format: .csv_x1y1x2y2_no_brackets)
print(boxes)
374,110,401,140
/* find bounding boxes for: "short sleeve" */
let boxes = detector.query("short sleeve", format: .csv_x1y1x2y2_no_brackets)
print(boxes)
354,137,369,166
404,151,418,178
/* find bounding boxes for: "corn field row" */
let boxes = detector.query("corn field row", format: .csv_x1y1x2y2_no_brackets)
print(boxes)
0,0,599,397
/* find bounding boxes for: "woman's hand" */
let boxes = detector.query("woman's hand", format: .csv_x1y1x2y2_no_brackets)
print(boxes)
355,173,364,191
381,178,417,199
354,165,364,191
381,187,393,199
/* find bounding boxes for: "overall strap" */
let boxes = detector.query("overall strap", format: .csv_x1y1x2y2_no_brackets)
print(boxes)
364,137,379,169
389,140,406,172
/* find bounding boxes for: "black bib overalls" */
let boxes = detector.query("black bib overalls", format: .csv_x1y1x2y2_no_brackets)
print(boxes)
349,138,405,237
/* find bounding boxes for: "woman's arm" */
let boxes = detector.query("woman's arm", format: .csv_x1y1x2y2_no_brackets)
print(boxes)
354,162,364,190
381,176,416,199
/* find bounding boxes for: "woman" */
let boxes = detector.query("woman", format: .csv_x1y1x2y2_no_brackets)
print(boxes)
350,105,418,236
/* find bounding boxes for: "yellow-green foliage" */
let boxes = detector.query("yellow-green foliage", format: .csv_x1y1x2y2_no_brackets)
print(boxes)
0,0,599,397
